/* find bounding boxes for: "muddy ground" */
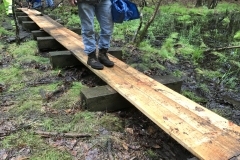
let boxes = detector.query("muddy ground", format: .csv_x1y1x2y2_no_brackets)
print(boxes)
1,2,240,160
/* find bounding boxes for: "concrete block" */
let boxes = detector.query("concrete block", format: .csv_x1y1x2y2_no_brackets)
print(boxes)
32,28,80,41
31,30,50,40
108,47,122,60
80,75,182,112
17,16,31,24
49,51,83,68
22,21,40,31
80,85,133,111
152,75,182,93
15,12,27,16
69,28,81,35
37,36,66,51
48,14,57,20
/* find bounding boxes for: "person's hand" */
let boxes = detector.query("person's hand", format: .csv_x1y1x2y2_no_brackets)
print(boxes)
68,0,77,6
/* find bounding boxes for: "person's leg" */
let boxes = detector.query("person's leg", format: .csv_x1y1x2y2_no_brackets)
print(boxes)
26,0,31,8
48,0,54,8
95,0,114,67
95,0,114,50
78,3,103,69
45,0,49,7
78,3,96,54
32,2,42,8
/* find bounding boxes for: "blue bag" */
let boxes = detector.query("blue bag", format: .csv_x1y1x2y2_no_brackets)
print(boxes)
124,0,140,21
111,0,140,23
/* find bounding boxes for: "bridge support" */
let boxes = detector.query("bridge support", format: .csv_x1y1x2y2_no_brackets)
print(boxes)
49,51,84,68
37,36,66,51
22,21,40,31
81,75,182,111
49,48,123,69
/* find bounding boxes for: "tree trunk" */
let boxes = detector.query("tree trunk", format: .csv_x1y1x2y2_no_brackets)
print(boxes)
195,0,203,7
135,0,162,46
12,0,21,45
207,0,218,9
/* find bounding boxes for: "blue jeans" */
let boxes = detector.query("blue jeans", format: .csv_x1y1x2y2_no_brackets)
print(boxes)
45,0,54,7
78,0,114,55
32,2,42,8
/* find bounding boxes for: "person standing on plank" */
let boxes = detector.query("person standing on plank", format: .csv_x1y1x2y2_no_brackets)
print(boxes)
68,0,114,70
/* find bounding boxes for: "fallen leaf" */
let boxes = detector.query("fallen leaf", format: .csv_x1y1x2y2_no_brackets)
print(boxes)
152,144,161,149
71,150,78,156
122,143,129,150
65,109,72,114
147,126,156,135
125,128,134,134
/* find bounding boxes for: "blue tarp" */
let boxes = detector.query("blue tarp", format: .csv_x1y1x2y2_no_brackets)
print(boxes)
111,0,140,23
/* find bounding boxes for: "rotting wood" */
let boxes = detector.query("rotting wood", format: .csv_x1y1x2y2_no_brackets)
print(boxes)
34,130,91,138
18,8,240,160
205,45,240,52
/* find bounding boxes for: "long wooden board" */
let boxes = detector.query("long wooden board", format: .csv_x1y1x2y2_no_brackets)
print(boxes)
19,8,240,160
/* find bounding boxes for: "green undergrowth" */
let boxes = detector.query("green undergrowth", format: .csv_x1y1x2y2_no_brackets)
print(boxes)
0,27,14,36
182,90,207,103
7,41,45,63
38,111,124,134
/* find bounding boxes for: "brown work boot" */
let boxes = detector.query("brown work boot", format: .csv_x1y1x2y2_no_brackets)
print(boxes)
98,48,114,67
87,51,104,70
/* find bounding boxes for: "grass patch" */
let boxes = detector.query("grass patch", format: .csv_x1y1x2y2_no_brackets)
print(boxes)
51,82,83,109
99,113,124,132
0,27,13,36
145,149,159,159
8,40,38,57
0,67,22,84
195,68,222,80
1,131,43,149
1,130,71,159
182,90,207,103
70,111,99,133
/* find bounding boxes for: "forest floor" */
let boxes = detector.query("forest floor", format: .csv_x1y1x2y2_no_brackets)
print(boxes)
0,1,240,160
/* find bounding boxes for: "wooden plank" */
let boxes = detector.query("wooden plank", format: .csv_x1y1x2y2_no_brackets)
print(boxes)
19,8,240,160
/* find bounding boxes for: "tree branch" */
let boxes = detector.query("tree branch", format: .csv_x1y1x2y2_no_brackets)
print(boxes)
34,130,91,138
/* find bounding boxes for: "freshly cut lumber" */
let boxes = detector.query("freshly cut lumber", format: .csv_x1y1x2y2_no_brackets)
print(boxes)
18,8,240,160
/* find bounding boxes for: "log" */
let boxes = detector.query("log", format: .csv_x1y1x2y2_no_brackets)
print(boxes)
34,130,91,138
